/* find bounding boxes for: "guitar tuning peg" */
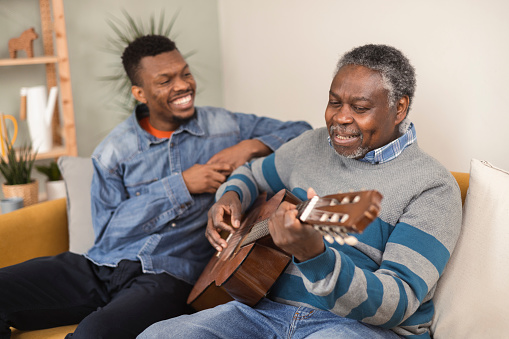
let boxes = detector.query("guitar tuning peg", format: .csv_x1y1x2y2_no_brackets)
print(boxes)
324,234,335,244
341,197,350,204
330,213,341,223
344,236,358,246
352,195,361,203
333,235,345,245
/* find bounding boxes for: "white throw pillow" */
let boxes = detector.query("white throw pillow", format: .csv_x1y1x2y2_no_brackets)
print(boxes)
58,156,95,254
431,159,509,338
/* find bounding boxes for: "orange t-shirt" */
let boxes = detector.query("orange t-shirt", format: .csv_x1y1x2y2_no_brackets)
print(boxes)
139,117,174,139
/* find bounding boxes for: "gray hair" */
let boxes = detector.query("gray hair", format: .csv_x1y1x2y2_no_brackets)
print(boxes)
335,44,416,115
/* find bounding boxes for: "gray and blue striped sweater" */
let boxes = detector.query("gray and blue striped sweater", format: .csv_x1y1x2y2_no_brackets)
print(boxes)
216,127,462,338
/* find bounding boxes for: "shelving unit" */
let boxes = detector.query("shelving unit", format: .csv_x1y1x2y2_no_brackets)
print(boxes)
0,0,77,160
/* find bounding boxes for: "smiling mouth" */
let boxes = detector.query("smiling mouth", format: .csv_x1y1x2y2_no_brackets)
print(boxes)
330,125,360,143
171,94,193,106
334,134,358,140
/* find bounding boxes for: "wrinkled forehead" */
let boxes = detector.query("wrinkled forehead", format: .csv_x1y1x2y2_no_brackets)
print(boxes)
333,64,393,101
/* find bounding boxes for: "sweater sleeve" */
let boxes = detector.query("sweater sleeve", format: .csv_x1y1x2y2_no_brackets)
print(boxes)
288,176,462,331
216,153,287,212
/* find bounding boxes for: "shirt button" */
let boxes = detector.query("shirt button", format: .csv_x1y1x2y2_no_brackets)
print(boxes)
136,192,140,196
170,143,175,147
171,223,177,227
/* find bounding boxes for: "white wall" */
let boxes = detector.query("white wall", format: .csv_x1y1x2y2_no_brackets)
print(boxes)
218,0,509,173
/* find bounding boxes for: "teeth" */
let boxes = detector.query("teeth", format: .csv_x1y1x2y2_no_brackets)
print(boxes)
172,95,191,105
336,134,356,139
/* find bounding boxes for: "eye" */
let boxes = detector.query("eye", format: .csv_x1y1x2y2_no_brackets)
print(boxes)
353,106,369,113
328,100,341,107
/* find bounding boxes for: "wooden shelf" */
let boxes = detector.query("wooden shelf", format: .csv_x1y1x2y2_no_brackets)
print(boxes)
0,56,58,67
1,146,67,165
1,0,78,160
34,146,68,160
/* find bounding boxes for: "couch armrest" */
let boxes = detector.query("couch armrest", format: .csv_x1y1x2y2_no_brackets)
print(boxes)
451,171,470,205
0,198,69,269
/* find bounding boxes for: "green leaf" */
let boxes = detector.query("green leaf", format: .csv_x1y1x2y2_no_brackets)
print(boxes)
0,138,38,185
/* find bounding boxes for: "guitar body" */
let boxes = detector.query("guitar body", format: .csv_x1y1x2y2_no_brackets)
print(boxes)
187,188,383,312
188,190,300,311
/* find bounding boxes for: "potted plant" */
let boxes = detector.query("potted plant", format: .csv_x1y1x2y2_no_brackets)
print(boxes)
36,160,66,200
0,140,38,207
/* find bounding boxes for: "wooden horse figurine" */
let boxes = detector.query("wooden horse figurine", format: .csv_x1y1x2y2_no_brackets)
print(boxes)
8,28,39,59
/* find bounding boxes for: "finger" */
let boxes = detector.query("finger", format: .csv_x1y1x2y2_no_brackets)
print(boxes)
206,154,221,165
284,209,299,228
206,219,227,251
210,171,228,184
209,162,235,173
211,209,236,235
229,202,242,228
307,187,318,200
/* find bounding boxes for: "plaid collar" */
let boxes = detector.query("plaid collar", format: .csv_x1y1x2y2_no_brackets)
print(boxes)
328,122,416,164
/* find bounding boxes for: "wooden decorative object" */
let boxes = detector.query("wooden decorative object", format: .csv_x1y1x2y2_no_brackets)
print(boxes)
8,28,39,59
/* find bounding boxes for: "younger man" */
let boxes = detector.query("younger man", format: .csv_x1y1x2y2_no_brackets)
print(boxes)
0,35,311,339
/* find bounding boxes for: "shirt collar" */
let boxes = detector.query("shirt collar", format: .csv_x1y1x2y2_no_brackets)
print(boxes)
327,122,416,164
133,104,205,144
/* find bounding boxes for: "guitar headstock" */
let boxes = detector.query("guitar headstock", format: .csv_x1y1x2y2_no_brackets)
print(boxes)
299,190,383,245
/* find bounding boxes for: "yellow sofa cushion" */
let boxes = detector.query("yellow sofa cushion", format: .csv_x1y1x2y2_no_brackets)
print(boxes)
11,325,78,339
0,198,68,269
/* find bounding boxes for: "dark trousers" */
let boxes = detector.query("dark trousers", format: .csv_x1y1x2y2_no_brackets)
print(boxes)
0,252,193,339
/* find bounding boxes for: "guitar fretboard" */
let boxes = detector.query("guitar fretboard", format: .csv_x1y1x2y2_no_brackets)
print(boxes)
240,199,310,247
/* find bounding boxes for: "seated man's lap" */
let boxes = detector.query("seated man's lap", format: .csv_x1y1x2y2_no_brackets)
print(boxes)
73,270,194,338
139,298,401,339
0,252,193,338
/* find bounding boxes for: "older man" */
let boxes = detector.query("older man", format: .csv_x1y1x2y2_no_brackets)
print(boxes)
139,44,462,339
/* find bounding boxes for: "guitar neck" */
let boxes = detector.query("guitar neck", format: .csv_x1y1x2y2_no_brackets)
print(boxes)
240,200,310,247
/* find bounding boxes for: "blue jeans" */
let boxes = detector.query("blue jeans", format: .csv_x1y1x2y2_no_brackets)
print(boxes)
138,299,401,339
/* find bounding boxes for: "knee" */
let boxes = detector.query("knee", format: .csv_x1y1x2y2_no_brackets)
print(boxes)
138,316,197,339
72,313,134,339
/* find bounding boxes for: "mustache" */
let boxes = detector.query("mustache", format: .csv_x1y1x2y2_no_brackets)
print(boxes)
329,124,361,136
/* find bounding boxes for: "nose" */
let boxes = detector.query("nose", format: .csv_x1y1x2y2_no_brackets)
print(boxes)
173,75,191,92
332,106,354,125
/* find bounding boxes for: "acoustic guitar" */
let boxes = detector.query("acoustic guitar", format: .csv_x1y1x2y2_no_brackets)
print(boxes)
187,188,383,311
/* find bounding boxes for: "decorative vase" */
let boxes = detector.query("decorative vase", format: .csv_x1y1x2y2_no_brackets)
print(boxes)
21,85,58,153
2,180,39,207
46,180,66,200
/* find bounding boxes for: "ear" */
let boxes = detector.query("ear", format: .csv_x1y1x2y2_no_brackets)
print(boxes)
394,96,409,125
131,85,147,104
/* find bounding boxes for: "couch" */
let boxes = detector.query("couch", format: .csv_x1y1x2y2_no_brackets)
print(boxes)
0,157,507,338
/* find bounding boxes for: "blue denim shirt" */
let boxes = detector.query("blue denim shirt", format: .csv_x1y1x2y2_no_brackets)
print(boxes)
85,105,312,284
